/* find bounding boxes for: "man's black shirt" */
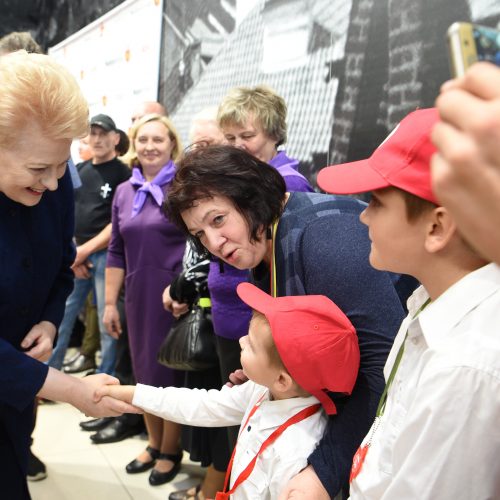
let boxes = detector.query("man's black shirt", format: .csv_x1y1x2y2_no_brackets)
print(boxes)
74,157,130,245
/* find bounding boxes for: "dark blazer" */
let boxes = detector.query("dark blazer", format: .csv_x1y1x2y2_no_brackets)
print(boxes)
0,168,75,497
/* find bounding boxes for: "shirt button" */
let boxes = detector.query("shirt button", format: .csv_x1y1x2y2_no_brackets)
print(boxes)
20,307,29,317
9,208,16,217
247,425,251,432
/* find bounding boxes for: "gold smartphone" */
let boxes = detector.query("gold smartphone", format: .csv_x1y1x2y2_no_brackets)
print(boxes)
447,22,500,77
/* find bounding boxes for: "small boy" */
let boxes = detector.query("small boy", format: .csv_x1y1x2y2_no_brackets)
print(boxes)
317,108,500,499
96,282,360,499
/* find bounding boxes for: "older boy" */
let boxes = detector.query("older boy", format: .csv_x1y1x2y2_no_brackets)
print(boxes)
317,108,500,499
96,283,360,499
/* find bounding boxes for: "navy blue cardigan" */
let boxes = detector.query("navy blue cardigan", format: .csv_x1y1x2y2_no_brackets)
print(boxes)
0,168,75,487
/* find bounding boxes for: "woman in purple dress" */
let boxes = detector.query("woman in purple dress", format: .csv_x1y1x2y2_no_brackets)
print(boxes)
103,114,186,486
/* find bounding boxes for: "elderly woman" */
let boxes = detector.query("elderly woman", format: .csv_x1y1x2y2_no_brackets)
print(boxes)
218,84,312,192
165,145,415,499
0,51,137,499
103,114,186,486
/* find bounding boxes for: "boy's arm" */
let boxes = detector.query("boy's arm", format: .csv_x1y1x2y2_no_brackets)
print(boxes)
132,382,257,427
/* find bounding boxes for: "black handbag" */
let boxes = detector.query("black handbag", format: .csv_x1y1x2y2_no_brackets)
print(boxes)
157,301,218,371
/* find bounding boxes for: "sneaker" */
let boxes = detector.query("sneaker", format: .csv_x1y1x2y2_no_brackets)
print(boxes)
27,450,47,481
63,353,96,374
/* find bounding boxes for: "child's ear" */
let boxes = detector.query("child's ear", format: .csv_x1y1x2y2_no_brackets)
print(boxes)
424,207,457,254
274,370,295,393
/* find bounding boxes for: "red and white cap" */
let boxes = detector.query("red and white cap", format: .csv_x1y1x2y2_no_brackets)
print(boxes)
317,108,439,203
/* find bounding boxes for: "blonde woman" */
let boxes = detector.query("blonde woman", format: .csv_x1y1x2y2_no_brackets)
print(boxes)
0,51,137,499
103,114,186,485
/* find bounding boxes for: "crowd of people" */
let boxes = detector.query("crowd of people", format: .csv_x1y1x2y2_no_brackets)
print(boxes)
1,27,500,500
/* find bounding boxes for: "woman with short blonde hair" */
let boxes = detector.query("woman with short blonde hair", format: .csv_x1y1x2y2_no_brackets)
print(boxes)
0,50,136,499
0,51,88,149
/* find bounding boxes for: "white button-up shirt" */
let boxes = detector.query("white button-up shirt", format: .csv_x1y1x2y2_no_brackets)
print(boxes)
134,380,326,499
350,263,500,499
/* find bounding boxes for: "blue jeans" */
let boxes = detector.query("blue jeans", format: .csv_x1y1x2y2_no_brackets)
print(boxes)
48,250,116,374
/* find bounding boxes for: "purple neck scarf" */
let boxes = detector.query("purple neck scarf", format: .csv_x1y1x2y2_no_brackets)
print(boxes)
270,150,303,177
129,160,176,218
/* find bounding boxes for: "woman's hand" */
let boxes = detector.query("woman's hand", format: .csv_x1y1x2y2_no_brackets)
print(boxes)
21,321,57,361
103,304,122,338
67,374,142,417
225,369,248,387
278,465,330,500
162,284,189,318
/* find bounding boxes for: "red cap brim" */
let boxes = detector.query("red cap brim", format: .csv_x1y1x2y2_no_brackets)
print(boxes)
317,158,390,195
237,282,274,316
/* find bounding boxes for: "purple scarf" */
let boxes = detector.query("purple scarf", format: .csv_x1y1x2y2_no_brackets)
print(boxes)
129,160,176,218
269,150,301,177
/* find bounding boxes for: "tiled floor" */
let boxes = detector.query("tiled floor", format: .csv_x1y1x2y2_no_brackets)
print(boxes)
29,400,205,500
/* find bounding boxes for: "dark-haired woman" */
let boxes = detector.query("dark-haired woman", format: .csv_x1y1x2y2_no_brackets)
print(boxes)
165,145,415,499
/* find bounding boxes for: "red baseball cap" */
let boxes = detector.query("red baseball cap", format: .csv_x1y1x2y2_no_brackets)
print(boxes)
236,282,360,415
317,108,439,203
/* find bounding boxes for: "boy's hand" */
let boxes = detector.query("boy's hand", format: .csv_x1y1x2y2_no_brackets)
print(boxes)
95,384,135,405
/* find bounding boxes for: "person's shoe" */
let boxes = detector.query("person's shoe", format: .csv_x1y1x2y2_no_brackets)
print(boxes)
125,446,159,474
148,452,183,486
169,484,201,500
90,417,143,444
63,353,96,374
79,416,114,432
62,351,81,367
27,450,47,482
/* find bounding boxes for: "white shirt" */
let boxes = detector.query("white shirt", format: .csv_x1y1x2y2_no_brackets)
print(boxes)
134,380,326,499
350,263,500,500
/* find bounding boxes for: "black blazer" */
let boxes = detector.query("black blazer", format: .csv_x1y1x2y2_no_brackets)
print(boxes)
0,168,75,492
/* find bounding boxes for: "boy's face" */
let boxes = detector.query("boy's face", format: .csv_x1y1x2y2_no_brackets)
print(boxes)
360,187,427,275
239,315,281,388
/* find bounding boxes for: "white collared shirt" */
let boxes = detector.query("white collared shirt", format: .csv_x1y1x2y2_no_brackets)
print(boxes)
134,380,326,499
350,263,500,500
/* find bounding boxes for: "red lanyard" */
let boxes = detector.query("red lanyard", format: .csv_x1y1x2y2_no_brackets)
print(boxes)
215,394,321,499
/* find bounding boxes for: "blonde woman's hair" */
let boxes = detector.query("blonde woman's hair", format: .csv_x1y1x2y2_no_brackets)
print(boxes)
128,113,183,166
217,85,288,147
0,51,89,149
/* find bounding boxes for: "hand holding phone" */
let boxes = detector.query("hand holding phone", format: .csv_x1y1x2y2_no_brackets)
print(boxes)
447,22,500,77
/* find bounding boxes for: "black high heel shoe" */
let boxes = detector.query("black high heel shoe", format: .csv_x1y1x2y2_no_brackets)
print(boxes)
148,451,183,486
125,446,160,474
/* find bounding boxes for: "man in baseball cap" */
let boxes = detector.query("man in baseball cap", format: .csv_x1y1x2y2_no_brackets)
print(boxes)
90,113,118,132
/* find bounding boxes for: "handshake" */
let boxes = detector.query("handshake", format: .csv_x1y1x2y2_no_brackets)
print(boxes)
41,370,140,418
91,377,137,414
